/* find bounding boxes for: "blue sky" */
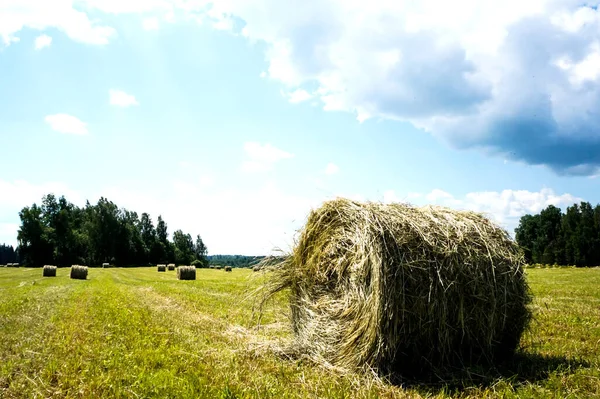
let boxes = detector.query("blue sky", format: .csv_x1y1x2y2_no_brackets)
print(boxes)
1,1,599,254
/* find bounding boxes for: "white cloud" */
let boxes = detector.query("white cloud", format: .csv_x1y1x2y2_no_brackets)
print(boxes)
109,89,139,107
0,0,116,46
410,187,582,234
34,34,52,50
241,142,294,173
383,190,398,204
324,162,339,175
83,0,172,14
194,0,600,175
45,114,88,135
286,89,312,104
199,175,214,188
142,17,160,30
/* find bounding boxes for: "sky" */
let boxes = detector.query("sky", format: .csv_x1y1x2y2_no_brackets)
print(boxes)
1,0,599,255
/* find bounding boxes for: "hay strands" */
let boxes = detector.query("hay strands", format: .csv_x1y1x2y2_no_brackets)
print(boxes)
70,265,88,280
42,265,57,277
257,198,532,376
177,265,196,280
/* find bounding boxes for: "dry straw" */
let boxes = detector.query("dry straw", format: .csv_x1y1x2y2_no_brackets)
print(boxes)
70,265,88,280
168,264,175,271
43,265,57,277
259,198,532,376
177,265,196,280
157,264,166,272
224,266,232,272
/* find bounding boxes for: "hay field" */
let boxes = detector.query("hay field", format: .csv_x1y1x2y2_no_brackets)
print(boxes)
0,267,598,398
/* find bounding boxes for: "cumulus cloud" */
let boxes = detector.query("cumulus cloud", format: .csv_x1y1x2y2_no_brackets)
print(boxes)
34,34,52,50
109,89,139,107
0,0,115,46
324,162,339,175
10,1,600,174
285,89,312,104
142,17,160,30
192,0,600,175
45,114,88,135
241,142,294,173
410,187,583,234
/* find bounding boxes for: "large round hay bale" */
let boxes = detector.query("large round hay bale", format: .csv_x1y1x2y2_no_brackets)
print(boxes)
157,264,166,272
261,198,531,375
167,263,175,271
43,265,57,277
70,265,88,280
102,262,110,268
177,265,196,280
224,266,232,272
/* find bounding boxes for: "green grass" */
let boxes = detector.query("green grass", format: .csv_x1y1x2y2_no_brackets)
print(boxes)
0,267,599,398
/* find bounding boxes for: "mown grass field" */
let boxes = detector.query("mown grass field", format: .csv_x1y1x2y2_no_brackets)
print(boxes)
0,267,599,398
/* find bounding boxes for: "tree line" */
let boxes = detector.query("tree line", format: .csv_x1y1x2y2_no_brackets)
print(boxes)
207,255,264,268
515,201,600,266
0,244,18,264
17,194,208,267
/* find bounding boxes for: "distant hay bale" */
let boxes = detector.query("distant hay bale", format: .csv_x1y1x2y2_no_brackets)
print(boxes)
260,198,532,375
252,265,261,272
167,264,175,271
215,265,223,270
43,265,57,277
177,265,196,280
102,263,110,268
70,265,88,280
209,265,215,269
157,264,166,272
224,266,232,272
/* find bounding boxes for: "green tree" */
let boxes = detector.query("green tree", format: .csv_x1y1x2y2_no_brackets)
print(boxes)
17,204,53,267
194,234,208,266
562,204,582,266
515,214,540,263
173,230,195,265
537,205,564,265
140,213,156,263
156,215,172,263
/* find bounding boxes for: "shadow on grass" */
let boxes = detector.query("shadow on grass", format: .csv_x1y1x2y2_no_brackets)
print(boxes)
391,351,590,393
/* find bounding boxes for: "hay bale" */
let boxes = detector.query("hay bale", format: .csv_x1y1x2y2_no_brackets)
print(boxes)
260,198,531,375
252,265,262,272
157,264,166,272
177,265,196,280
70,265,88,280
43,265,57,277
209,265,215,269
215,265,223,270
102,263,110,268
167,264,175,271
224,266,232,272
